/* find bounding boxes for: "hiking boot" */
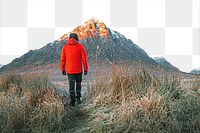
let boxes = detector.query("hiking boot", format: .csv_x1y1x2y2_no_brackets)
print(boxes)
77,97,81,104
77,99,81,104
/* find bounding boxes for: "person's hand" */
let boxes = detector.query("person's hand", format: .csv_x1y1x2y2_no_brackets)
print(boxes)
84,71,87,75
62,71,66,75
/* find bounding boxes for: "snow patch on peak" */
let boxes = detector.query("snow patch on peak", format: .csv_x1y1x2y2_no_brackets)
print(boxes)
153,57,167,64
109,29,123,39
0,64,4,68
153,56,165,61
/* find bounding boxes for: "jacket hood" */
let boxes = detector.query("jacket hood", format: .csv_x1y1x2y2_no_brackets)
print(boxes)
67,38,79,45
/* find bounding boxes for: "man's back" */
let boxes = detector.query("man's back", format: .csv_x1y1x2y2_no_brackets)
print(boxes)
60,38,88,74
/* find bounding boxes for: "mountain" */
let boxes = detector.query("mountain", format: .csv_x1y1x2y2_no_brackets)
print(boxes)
59,18,157,64
190,68,200,75
1,17,159,73
153,57,179,70
0,64,3,68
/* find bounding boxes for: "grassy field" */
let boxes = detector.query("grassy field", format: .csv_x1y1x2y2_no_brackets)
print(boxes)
0,66,200,133
0,73,71,133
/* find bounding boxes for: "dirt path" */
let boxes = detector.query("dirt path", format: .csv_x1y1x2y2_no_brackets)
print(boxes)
50,76,93,132
66,102,92,133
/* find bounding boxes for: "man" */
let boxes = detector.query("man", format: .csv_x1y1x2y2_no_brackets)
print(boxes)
60,33,88,106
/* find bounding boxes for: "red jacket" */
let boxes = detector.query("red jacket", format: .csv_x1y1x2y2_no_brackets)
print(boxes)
60,38,88,74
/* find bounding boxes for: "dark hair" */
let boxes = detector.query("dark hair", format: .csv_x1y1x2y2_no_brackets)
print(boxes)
69,33,78,41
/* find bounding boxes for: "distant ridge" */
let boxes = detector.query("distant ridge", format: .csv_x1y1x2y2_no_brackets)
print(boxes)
190,68,200,75
153,57,179,70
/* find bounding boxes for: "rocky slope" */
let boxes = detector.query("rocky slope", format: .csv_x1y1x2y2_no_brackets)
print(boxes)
0,18,168,73
153,57,179,70
190,68,200,75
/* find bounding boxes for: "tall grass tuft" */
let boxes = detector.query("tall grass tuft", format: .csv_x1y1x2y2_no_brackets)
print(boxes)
88,65,200,133
0,73,71,133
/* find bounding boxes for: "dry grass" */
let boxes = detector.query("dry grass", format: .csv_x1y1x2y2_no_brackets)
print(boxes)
0,65,200,133
0,73,71,133
87,65,200,133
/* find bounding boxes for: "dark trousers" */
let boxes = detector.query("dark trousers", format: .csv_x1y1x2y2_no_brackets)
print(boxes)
67,73,82,103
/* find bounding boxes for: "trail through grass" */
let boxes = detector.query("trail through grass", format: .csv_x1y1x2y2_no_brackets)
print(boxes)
65,103,92,133
0,66,200,133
